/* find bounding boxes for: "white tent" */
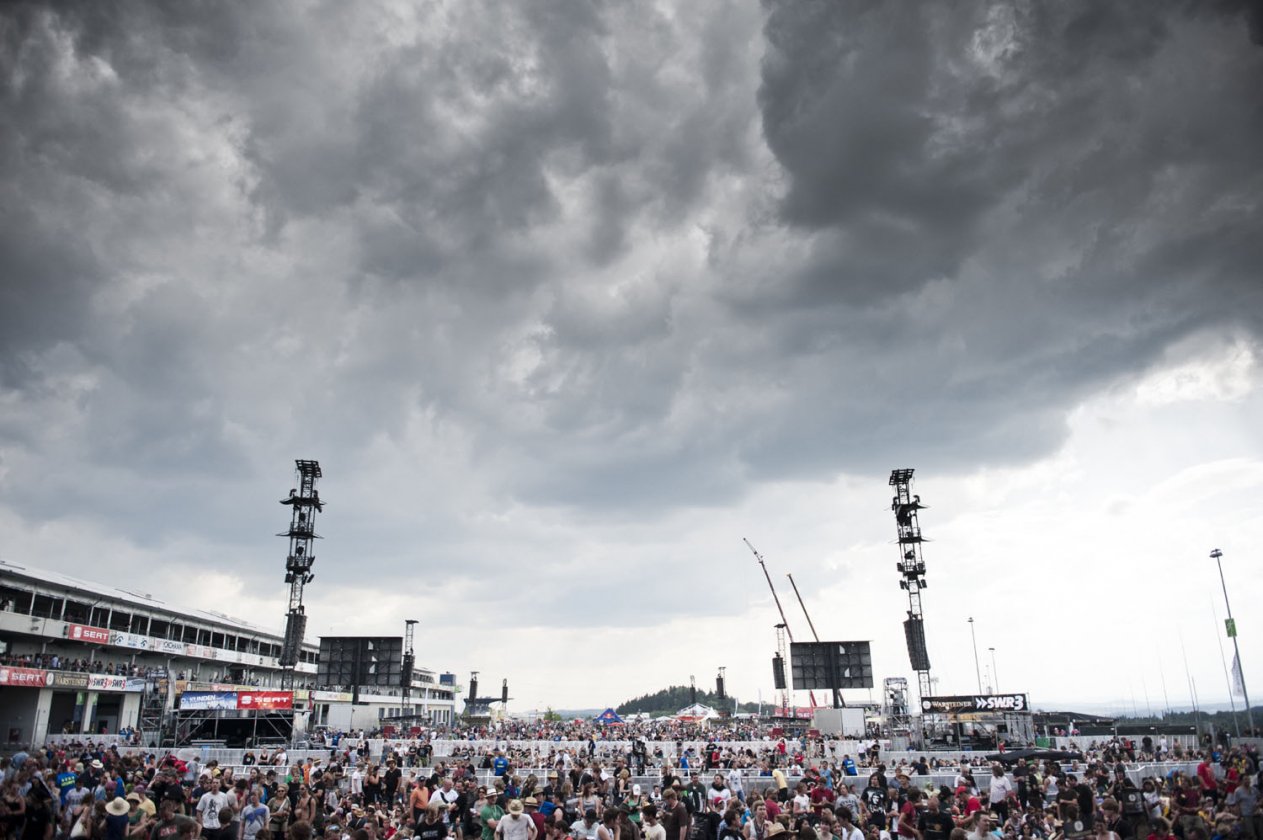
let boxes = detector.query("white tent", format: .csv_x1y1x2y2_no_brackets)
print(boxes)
674,703,719,722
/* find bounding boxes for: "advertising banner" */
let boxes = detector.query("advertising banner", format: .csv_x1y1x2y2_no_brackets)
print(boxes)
110,631,149,650
311,690,353,703
186,681,249,693
156,639,184,655
0,667,51,687
180,691,238,710
88,674,129,692
920,693,1029,714
237,691,294,710
49,672,91,689
67,623,112,645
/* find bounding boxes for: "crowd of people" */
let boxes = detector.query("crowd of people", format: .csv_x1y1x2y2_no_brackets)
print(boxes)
1,734,1259,840
0,656,166,680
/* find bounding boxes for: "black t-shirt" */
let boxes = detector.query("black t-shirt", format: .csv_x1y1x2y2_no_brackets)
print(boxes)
862,786,888,814
1075,783,1093,817
150,815,198,840
21,802,53,840
919,811,954,840
385,769,403,792
1119,787,1144,815
416,819,448,840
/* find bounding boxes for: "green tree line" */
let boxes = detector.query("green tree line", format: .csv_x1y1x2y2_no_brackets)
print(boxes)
616,685,760,716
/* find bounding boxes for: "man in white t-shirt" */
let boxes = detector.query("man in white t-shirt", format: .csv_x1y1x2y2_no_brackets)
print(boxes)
496,801,537,840
989,766,1014,823
196,778,230,832
642,805,667,840
432,778,461,826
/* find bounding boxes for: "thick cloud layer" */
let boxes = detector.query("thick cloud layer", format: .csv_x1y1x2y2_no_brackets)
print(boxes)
1,0,1261,705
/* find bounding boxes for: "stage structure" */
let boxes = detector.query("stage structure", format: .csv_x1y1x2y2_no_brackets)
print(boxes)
318,636,404,703
463,671,511,718
890,468,931,701
919,692,1035,748
279,459,324,689
789,640,873,707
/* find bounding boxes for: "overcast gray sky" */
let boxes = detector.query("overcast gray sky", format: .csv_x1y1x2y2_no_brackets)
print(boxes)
2,0,1262,715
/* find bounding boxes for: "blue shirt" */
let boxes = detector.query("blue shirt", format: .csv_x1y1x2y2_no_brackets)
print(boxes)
493,757,509,776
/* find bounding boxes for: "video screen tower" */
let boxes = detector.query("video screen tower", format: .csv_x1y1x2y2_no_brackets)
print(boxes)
890,468,931,701
279,459,323,689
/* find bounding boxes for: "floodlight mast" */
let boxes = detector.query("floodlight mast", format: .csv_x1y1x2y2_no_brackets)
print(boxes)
279,459,323,690
890,468,932,702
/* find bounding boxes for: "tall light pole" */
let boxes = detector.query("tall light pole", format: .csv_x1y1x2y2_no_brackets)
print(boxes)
1212,549,1254,734
969,617,983,694
990,647,999,693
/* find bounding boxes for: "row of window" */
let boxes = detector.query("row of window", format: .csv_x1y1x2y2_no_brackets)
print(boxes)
0,583,318,664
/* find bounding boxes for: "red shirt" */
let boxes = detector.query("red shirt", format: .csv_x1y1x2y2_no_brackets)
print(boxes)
1197,762,1217,793
898,802,919,838
811,787,836,813
765,800,782,820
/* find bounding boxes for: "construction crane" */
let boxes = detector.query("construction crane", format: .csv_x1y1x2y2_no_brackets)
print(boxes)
744,538,817,713
786,572,843,707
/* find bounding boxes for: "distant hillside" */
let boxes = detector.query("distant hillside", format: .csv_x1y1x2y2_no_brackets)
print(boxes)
617,685,759,716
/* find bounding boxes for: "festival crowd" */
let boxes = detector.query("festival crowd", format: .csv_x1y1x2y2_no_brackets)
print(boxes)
1,730,1260,840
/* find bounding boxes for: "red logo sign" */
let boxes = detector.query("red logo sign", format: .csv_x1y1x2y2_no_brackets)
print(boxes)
236,691,294,710
0,666,50,687
68,623,111,645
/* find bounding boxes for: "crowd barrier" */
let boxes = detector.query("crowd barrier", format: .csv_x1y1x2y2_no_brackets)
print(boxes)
139,762,1204,800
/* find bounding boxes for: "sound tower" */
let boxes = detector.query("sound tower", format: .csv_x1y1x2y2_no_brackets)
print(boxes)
903,616,930,672
772,654,787,690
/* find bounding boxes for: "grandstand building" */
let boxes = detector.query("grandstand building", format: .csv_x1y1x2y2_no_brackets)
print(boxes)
0,560,456,746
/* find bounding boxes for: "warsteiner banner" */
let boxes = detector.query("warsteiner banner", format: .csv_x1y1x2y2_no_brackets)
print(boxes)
920,693,1029,714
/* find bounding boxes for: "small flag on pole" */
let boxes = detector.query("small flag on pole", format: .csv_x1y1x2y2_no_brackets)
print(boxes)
1232,651,1246,698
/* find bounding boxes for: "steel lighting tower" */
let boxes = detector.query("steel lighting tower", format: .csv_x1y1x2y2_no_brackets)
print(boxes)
278,459,323,689
890,468,932,701
1211,548,1254,734
402,619,418,715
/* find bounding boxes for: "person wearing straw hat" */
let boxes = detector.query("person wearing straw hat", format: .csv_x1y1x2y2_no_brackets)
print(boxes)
497,801,537,840
105,797,130,840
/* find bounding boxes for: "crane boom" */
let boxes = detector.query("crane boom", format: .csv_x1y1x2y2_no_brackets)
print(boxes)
745,538,795,640
745,538,819,711
786,573,820,641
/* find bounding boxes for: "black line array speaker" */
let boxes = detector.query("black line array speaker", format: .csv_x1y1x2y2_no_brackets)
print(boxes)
903,616,931,672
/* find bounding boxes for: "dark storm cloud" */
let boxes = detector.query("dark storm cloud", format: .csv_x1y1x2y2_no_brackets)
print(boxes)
0,0,1260,625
